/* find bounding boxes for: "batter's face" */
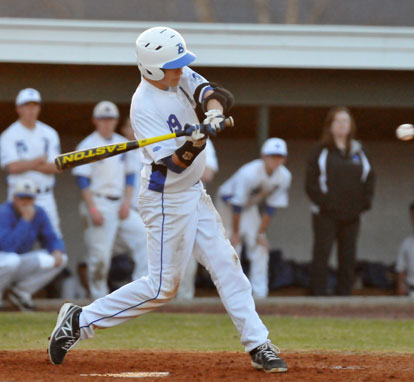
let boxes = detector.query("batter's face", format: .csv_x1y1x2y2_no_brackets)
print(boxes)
93,118,118,139
330,111,352,139
159,68,184,89
16,102,41,125
262,155,286,175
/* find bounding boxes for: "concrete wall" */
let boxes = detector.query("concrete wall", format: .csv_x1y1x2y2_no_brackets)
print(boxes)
2,138,412,271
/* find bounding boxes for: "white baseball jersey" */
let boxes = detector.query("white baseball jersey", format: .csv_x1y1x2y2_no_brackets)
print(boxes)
72,131,136,198
0,120,60,189
205,139,218,172
396,235,414,286
130,66,208,193
219,159,291,209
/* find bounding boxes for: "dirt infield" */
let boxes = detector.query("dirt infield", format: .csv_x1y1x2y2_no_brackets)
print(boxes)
1,350,413,382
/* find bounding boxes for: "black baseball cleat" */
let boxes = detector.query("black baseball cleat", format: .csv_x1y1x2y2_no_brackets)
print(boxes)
249,342,288,373
48,303,82,365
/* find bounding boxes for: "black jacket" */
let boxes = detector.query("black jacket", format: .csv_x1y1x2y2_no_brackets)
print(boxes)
305,140,375,221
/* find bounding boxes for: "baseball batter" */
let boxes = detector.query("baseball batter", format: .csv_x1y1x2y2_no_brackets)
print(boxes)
49,26,287,373
72,101,148,299
0,88,63,236
217,138,291,298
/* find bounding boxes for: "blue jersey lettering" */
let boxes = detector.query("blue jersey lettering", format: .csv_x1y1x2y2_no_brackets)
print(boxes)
167,114,183,133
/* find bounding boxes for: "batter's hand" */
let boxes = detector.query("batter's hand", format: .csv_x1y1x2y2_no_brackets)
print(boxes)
184,124,207,145
119,201,130,220
90,207,104,226
203,109,226,135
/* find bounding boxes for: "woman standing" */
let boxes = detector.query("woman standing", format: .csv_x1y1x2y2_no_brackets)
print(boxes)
305,106,375,296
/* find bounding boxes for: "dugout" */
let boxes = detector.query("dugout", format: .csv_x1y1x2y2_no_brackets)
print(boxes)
1,19,414,279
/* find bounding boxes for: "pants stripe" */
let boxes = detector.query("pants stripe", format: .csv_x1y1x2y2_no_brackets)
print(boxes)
80,192,165,329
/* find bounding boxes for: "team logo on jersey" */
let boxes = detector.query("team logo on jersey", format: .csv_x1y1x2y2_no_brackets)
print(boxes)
153,146,162,152
192,73,203,82
15,140,28,154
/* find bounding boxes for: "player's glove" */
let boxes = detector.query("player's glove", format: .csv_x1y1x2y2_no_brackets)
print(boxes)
203,109,226,136
184,123,207,147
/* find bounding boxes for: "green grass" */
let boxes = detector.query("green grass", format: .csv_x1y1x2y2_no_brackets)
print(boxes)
0,312,413,353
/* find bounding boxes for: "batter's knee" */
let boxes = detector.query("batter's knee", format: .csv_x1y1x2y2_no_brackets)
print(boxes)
148,273,181,302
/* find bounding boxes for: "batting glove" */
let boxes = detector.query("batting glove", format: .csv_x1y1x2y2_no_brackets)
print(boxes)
203,109,226,135
184,123,206,146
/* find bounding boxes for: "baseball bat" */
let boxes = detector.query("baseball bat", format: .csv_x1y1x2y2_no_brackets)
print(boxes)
55,117,234,170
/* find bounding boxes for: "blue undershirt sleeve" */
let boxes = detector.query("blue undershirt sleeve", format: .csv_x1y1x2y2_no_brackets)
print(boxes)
38,209,65,253
76,176,90,190
232,204,243,214
161,155,186,174
125,173,135,186
264,205,277,217
0,218,31,252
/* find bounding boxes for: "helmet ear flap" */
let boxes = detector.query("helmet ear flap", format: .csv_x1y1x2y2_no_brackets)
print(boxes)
137,61,165,81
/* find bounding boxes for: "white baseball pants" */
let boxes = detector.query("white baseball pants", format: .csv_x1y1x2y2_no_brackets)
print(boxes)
215,197,269,298
79,184,269,352
81,196,148,299
0,250,67,298
175,255,198,300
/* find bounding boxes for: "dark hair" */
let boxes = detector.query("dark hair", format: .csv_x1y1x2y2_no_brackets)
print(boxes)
410,202,414,212
320,106,357,152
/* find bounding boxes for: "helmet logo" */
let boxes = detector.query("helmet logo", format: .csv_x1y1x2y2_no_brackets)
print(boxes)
176,43,184,54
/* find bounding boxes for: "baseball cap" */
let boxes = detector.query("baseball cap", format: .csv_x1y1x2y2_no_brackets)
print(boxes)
261,138,288,157
13,179,37,198
93,101,119,119
15,88,42,106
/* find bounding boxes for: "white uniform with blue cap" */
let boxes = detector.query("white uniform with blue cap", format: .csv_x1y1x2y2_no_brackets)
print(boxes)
72,101,148,299
0,88,63,237
78,27,271,354
217,138,292,298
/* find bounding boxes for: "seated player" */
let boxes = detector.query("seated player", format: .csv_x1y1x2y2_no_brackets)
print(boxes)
0,179,67,310
396,202,414,297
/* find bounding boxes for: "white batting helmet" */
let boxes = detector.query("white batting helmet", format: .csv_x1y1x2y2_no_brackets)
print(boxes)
135,26,196,81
